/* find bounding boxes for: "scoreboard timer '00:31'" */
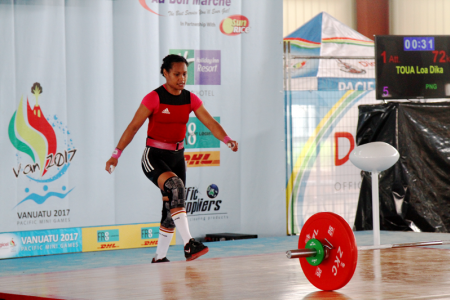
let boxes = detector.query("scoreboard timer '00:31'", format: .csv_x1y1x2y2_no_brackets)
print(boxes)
375,35,450,100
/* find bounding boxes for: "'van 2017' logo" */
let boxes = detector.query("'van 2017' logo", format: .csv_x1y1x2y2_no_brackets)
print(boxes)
8,83,77,208
220,15,250,36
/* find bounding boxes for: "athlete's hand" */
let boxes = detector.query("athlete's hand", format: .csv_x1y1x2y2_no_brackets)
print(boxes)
105,157,118,174
227,140,238,152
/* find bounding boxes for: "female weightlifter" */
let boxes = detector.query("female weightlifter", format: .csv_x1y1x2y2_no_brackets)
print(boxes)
105,54,238,262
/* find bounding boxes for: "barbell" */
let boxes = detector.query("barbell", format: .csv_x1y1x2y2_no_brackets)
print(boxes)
286,212,450,291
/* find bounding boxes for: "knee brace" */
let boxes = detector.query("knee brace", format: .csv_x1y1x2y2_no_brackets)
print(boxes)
161,201,175,229
163,176,186,209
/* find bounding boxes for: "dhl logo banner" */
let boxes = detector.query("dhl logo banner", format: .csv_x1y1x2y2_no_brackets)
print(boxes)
82,223,175,252
184,151,220,167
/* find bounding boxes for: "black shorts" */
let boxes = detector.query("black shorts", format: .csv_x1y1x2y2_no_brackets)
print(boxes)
141,146,186,196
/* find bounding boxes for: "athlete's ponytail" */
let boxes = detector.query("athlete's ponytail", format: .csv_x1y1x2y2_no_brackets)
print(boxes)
160,54,189,77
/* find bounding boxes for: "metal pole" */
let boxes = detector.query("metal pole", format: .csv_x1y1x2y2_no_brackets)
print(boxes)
283,42,287,91
286,249,317,259
286,41,295,235
358,240,450,251
286,240,450,259
289,55,374,59
372,171,380,246
283,41,292,235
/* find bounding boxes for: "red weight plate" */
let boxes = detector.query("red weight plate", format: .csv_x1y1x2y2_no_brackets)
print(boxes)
298,212,358,291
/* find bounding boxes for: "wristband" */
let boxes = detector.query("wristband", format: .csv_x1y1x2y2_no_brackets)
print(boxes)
223,136,232,144
111,148,122,159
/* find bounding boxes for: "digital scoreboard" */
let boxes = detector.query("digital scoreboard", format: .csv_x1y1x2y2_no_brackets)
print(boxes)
375,35,450,100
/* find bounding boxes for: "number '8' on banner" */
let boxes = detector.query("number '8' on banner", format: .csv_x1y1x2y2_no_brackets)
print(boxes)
141,227,159,240
185,117,220,149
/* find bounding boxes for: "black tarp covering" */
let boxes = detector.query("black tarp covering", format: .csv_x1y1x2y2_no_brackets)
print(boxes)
354,102,450,232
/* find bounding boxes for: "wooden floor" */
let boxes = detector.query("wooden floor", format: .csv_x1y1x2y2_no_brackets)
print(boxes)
0,247,449,299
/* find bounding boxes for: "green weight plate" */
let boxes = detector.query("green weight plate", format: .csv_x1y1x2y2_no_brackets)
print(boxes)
305,238,325,266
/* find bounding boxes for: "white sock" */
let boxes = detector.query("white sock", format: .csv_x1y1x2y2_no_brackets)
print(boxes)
155,228,174,260
171,209,192,245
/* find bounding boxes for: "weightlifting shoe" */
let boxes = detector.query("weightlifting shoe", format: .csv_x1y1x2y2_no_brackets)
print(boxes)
184,238,209,261
152,257,170,263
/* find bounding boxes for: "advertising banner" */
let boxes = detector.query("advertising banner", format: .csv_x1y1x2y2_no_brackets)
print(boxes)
82,223,173,252
0,228,82,259
185,117,221,149
0,0,284,241
0,1,115,233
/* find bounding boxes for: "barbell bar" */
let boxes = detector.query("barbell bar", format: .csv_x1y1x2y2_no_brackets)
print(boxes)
287,240,450,259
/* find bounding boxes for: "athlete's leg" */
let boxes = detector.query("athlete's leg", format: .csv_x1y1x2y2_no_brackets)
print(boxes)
142,148,207,261
141,147,175,262
157,172,193,245
158,171,209,261
153,196,174,262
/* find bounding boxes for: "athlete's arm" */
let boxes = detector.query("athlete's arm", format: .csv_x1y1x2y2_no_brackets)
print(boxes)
117,104,152,150
105,104,152,172
194,104,238,152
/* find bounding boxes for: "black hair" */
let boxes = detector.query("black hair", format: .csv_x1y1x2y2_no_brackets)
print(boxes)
160,54,189,77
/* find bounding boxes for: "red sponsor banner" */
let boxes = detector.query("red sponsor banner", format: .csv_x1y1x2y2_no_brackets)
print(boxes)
99,243,119,249
184,151,220,167
142,240,158,246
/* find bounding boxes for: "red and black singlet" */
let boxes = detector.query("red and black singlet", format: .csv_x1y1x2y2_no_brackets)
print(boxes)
141,85,202,143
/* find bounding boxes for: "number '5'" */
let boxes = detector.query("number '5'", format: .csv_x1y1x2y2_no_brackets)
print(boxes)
383,86,389,96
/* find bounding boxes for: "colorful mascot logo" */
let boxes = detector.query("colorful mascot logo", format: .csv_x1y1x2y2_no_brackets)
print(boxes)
9,83,57,177
8,83,76,208
219,15,250,36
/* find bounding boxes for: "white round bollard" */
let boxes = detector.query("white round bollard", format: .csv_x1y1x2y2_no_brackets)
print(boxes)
350,142,399,172
349,142,399,246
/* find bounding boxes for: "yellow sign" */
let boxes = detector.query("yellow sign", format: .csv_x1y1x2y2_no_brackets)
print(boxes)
184,151,220,167
82,223,175,252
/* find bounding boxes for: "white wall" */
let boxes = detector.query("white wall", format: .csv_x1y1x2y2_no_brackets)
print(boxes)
283,0,450,37
283,0,356,37
241,0,285,237
390,0,450,34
